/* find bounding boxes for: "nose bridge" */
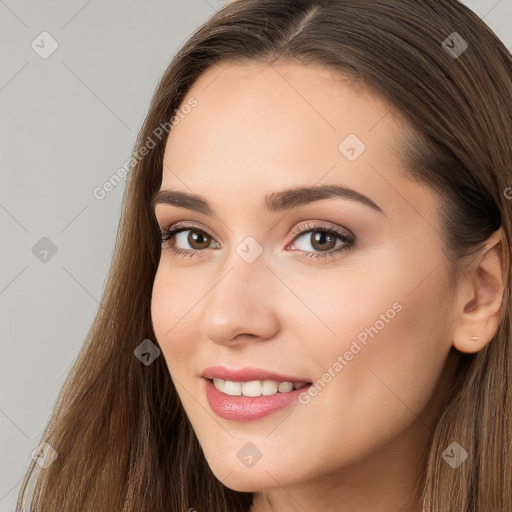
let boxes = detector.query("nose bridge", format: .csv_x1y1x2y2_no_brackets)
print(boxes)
214,233,272,300
199,242,280,343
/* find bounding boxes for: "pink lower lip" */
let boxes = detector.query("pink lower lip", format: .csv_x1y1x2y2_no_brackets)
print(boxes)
203,378,311,421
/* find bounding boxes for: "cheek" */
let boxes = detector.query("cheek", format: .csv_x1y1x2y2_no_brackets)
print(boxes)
277,249,453,440
150,266,202,372
287,236,452,373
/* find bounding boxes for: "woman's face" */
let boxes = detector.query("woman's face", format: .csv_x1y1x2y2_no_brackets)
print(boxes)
151,60,458,498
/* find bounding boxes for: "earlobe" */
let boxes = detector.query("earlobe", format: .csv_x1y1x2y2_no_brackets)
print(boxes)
452,228,506,354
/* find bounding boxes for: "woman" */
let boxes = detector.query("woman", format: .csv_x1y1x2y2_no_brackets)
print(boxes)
17,0,511,510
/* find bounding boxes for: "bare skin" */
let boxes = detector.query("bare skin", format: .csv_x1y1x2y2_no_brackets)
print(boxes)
150,60,505,512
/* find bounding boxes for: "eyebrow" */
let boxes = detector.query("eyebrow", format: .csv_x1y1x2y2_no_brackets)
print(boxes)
150,184,385,216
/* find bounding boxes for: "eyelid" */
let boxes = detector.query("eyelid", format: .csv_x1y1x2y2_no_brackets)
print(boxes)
160,219,353,244
287,220,354,241
160,220,223,243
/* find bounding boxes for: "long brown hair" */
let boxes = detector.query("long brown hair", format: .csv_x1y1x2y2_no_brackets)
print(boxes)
17,1,511,510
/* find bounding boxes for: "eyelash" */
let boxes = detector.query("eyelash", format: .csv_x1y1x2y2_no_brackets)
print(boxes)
158,221,355,261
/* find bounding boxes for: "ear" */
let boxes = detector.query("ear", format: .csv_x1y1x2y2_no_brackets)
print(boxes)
452,228,507,354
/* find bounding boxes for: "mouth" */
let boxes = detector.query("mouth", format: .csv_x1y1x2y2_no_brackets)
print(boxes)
206,377,312,397
202,377,314,422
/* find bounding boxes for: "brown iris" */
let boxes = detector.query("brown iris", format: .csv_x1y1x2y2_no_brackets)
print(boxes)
310,231,336,251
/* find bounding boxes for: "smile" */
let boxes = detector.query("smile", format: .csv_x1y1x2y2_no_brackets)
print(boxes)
203,378,313,421
212,378,309,397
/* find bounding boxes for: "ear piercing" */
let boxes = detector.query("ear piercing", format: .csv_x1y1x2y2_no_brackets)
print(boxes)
470,333,479,342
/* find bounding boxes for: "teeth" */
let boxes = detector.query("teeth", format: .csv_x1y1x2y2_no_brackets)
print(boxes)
243,380,264,397
223,380,242,396
262,380,278,395
211,378,309,397
213,378,225,393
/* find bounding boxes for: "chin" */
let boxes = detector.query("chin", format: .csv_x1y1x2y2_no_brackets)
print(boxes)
206,459,286,493
219,477,263,493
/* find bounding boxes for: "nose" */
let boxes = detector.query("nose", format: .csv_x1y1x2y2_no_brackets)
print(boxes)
199,252,280,346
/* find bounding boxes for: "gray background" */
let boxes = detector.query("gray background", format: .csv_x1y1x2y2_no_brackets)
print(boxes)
1,1,510,509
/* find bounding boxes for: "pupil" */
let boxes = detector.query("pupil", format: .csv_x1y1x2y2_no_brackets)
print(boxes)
190,231,209,248
313,232,334,250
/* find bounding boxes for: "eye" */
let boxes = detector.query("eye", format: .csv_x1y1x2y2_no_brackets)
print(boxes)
158,220,355,260
159,222,219,259
286,221,355,260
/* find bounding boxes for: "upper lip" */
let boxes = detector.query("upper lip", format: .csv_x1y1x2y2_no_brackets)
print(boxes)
202,365,312,383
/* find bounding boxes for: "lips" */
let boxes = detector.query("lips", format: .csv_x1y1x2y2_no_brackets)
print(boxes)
201,365,312,384
201,365,314,421
203,378,312,421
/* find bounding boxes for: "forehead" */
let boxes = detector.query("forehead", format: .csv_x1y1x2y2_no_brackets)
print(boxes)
164,60,394,166
160,60,437,226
